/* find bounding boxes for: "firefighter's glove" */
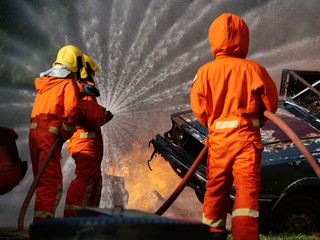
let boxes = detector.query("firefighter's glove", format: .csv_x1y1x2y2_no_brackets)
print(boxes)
102,110,113,125
82,84,100,97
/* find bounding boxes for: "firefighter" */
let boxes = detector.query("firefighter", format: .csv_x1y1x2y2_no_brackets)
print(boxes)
64,54,113,217
190,13,278,240
29,45,85,223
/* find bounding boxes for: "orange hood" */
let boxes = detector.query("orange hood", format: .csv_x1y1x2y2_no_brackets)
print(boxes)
209,13,249,59
35,76,72,94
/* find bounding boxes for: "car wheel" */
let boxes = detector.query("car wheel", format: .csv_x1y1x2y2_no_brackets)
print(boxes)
29,216,211,240
272,195,320,233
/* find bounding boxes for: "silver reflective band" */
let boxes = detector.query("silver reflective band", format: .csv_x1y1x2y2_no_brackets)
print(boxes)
49,126,59,135
215,120,238,129
64,204,81,211
252,119,260,127
203,215,226,228
62,122,76,131
34,211,53,218
232,208,259,218
80,132,96,138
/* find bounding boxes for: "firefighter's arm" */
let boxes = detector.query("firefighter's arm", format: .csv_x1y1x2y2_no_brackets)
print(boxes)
257,67,279,126
190,74,208,127
83,98,113,129
259,67,279,114
61,80,79,140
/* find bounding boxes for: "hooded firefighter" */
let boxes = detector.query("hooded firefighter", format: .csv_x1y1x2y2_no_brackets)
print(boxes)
190,13,278,240
29,45,85,222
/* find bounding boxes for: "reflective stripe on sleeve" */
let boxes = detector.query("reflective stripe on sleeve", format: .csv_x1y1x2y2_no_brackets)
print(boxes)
30,123,37,129
62,122,76,132
215,120,238,129
80,132,96,139
252,119,260,127
49,126,60,135
203,215,226,228
232,208,259,218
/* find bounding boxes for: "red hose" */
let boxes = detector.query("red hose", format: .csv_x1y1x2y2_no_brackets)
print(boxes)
154,145,208,215
18,137,61,233
263,110,320,179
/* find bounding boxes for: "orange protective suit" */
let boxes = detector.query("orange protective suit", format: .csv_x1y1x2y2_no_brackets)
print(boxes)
29,75,79,223
190,13,278,240
64,82,107,217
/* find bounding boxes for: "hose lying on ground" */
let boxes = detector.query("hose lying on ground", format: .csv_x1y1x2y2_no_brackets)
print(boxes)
154,110,320,216
18,137,61,233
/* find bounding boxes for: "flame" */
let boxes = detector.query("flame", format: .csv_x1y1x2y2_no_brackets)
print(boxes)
100,143,203,222
105,143,182,213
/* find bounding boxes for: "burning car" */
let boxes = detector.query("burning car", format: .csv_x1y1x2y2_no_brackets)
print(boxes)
149,69,320,233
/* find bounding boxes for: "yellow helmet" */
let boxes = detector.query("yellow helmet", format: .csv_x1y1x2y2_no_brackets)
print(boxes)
81,54,100,79
53,45,85,73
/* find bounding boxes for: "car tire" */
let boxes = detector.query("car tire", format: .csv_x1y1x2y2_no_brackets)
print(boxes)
29,216,211,240
272,195,320,233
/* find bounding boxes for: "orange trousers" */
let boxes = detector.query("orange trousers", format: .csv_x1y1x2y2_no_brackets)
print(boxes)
64,152,102,217
29,126,63,223
203,141,262,240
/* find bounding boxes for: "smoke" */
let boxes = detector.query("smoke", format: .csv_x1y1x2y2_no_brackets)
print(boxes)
0,0,319,226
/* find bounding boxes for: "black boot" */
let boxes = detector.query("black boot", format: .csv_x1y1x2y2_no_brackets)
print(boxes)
211,231,228,240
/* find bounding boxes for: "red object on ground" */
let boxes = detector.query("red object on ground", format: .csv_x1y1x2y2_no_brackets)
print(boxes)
0,126,27,195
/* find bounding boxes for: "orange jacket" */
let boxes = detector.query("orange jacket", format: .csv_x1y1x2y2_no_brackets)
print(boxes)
31,75,80,140
190,13,278,147
67,82,106,159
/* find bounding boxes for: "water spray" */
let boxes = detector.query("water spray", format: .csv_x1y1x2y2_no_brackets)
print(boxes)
154,110,320,216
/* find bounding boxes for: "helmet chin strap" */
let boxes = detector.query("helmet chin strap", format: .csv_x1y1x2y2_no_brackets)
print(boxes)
85,62,95,83
74,71,80,80
74,56,85,80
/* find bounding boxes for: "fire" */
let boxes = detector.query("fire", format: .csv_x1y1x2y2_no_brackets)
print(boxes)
105,143,182,213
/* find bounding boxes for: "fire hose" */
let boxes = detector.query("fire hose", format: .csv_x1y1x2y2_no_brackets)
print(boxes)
18,136,61,233
154,110,320,216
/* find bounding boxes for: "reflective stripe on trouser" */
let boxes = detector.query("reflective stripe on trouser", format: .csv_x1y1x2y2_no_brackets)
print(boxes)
29,115,63,222
215,119,260,129
29,125,63,223
30,122,59,135
64,152,102,217
64,178,102,216
64,179,94,216
203,141,261,240
34,183,63,221
88,176,102,207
